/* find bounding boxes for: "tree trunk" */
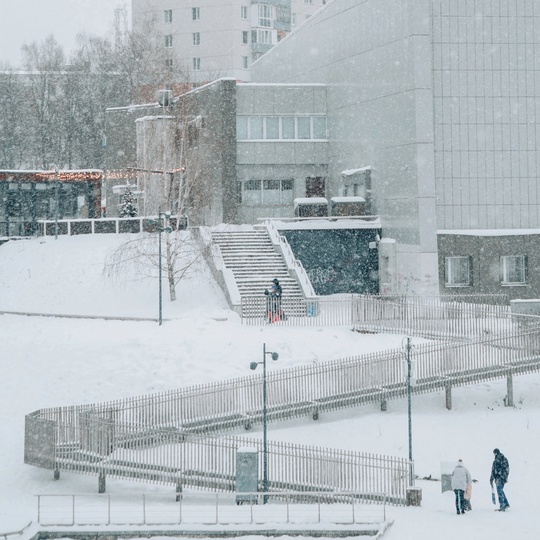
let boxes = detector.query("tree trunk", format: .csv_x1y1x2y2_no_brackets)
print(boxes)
166,236,177,301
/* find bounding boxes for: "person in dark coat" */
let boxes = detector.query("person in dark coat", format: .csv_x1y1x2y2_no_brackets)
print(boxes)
264,278,283,322
490,448,510,511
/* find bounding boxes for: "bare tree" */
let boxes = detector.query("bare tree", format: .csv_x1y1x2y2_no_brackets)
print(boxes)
104,230,202,302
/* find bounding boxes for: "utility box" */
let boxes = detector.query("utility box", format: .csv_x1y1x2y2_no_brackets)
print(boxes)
236,447,259,505
441,461,456,493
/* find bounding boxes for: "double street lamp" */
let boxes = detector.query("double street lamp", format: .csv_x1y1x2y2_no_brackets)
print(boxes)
147,207,172,325
402,336,416,486
250,343,279,502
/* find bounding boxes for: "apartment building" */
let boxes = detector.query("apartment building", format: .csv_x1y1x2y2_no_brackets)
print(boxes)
131,0,326,82
133,0,540,299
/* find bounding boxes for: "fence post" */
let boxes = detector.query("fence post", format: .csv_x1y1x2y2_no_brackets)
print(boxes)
98,472,106,493
445,382,452,410
505,372,514,407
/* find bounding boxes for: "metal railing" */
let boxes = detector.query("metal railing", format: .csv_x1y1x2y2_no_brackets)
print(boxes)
36,491,387,527
241,294,537,338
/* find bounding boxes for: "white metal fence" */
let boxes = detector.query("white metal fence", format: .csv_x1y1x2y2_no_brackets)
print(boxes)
36,491,387,527
241,294,537,339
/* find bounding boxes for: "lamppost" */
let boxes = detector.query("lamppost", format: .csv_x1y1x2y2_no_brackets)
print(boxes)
51,165,59,240
250,343,279,502
147,207,172,325
402,336,415,486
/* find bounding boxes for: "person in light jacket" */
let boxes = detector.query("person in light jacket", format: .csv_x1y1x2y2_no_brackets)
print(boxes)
451,459,472,515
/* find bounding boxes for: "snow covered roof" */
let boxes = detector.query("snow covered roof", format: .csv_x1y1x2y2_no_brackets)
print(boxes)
330,196,366,203
293,197,328,209
438,229,540,236
341,167,371,176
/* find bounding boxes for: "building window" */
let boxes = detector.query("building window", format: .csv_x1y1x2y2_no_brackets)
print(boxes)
258,4,272,27
306,177,325,198
241,179,294,205
252,29,273,44
236,116,328,140
445,256,472,287
242,56,249,69
241,5,248,19
193,57,201,71
291,13,297,25
193,32,200,45
192,7,200,20
500,255,527,285
242,31,249,44
165,58,173,71
304,0,313,3
165,34,173,48
164,9,173,23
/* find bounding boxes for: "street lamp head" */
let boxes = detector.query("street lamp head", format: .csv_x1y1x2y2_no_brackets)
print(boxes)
271,352,279,361
250,362,258,371
164,226,173,234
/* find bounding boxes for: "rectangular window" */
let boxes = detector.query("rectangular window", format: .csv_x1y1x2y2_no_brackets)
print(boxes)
265,117,279,139
165,58,173,71
193,32,200,45
242,56,249,69
306,177,325,198
282,117,295,139
236,117,248,139
241,5,248,19
312,117,327,139
192,7,200,20
297,117,311,139
164,9,173,23
249,117,263,139
304,0,313,3
445,256,472,287
236,116,328,140
252,29,272,44
500,255,527,285
165,34,173,48
242,179,293,205
258,4,272,27
244,180,262,204
192,57,201,71
242,31,249,44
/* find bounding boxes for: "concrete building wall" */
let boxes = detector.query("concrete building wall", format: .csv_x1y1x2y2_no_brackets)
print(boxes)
438,232,540,301
236,83,328,222
251,0,439,293
432,1,540,230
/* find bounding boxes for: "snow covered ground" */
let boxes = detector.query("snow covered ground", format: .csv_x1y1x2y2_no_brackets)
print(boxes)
1,233,539,539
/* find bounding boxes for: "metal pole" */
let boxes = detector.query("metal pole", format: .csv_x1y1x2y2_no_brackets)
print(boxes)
406,336,413,486
158,207,163,326
262,342,268,502
54,166,59,240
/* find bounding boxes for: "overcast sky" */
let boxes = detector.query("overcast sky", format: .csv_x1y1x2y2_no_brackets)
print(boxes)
0,0,130,67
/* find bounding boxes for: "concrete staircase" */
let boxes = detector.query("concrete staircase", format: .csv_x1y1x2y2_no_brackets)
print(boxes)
210,228,305,302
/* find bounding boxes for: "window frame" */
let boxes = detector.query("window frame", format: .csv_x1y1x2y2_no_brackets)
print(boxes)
445,256,472,287
500,255,528,285
192,57,201,71
193,32,201,46
258,4,273,27
192,7,200,21
236,115,328,141
165,34,173,48
241,5,248,19
240,179,294,206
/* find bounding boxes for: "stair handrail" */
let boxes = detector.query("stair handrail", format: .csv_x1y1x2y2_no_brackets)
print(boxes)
197,227,242,307
265,220,316,298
